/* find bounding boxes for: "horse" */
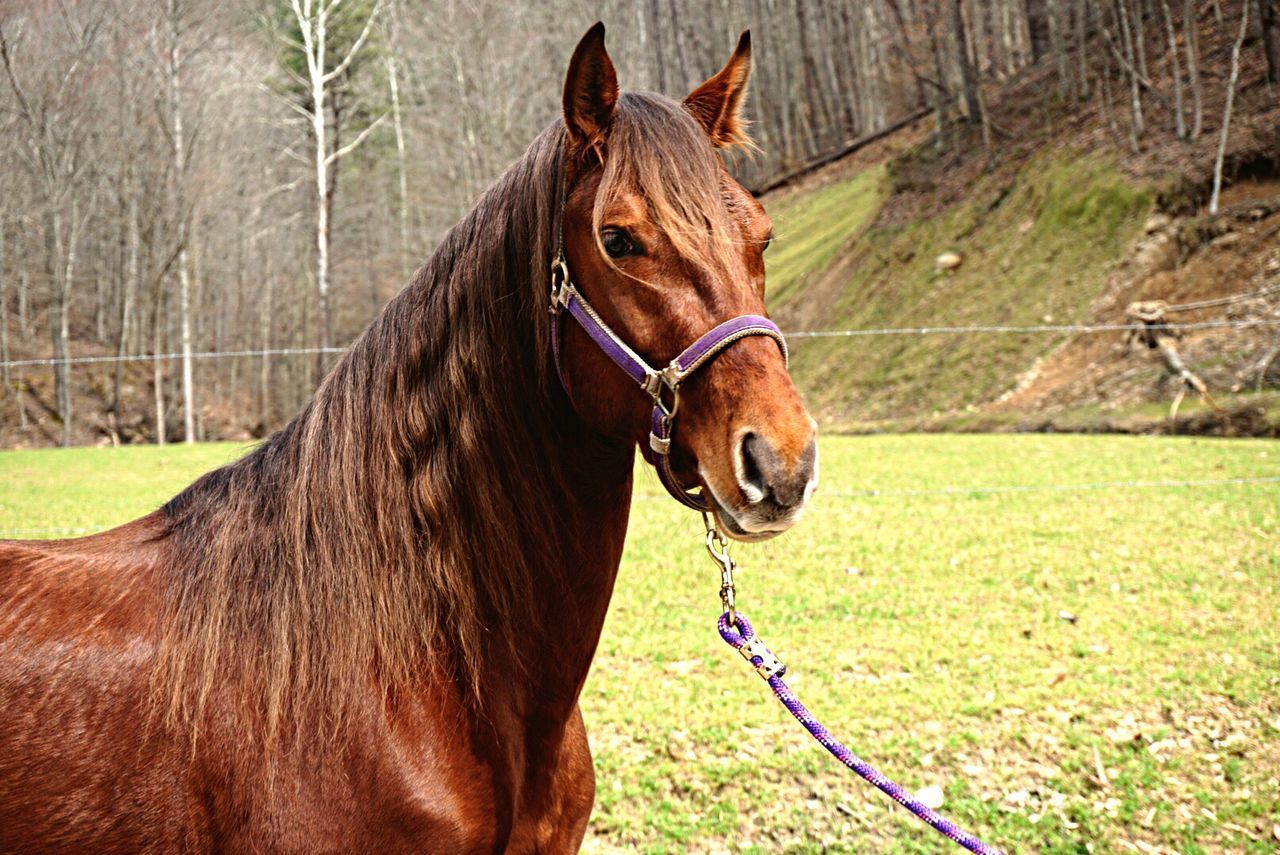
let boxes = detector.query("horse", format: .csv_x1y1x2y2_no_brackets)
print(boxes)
0,24,816,852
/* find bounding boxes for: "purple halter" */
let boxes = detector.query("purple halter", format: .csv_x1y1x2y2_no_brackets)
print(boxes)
548,253,787,510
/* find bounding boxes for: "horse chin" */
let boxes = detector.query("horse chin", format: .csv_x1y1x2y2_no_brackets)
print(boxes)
704,486,798,543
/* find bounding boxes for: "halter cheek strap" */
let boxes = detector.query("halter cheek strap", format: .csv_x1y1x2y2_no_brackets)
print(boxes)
549,254,788,511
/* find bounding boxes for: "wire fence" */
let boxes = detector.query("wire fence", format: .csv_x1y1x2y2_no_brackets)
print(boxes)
0,346,347,370
3,313,1277,538
7,474,1277,539
1,317,1278,369
785,318,1280,339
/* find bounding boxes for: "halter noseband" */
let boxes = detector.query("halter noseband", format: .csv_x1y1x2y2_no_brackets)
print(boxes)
548,247,788,512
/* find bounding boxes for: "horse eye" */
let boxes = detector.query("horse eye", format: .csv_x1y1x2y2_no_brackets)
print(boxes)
601,228,636,258
761,233,774,253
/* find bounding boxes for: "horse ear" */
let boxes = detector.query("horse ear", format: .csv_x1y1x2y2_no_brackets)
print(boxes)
684,31,754,149
563,22,618,160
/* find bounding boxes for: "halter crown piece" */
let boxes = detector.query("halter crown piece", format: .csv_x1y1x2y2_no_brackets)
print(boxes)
548,243,787,511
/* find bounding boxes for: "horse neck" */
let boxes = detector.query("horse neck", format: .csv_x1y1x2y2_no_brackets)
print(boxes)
395,183,636,710
516,419,636,703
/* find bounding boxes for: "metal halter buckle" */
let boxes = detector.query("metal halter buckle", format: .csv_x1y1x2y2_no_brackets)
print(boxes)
549,255,571,313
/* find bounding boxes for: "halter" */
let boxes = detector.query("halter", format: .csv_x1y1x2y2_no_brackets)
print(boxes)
547,207,787,511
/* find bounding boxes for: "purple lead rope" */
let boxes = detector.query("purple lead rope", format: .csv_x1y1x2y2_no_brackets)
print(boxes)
718,612,1003,855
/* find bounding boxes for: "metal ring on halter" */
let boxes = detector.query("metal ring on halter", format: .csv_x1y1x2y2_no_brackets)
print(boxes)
549,256,571,312
656,384,680,420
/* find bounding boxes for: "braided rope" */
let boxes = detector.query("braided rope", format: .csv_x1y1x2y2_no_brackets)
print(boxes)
718,612,1002,855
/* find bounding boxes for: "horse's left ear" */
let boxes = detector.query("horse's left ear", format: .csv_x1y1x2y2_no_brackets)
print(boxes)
684,31,753,149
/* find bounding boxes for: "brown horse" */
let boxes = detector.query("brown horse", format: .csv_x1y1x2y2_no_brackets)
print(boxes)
0,24,815,852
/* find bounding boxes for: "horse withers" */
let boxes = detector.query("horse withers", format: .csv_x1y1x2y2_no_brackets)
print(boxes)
0,24,816,852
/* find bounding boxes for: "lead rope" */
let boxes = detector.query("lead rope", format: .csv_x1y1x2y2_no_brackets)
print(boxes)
703,513,1003,854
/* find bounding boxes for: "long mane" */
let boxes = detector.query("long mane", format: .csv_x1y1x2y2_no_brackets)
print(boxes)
153,93,728,743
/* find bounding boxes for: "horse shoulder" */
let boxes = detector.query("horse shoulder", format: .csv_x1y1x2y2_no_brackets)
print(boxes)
0,515,209,851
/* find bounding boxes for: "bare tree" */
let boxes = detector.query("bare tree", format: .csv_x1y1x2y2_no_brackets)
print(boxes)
281,0,385,375
0,10,103,446
1210,0,1251,214
164,0,198,443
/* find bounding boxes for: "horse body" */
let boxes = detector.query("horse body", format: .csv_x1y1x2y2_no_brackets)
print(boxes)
1,458,628,852
0,25,816,852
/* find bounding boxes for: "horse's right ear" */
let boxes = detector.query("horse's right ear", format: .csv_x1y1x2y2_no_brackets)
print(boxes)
563,22,618,161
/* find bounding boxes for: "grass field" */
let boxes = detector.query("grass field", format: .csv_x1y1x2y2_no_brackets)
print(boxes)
2,436,1278,852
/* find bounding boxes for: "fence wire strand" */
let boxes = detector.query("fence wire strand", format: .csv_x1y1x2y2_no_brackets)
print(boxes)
0,346,347,370
2,318,1279,369
785,318,1280,339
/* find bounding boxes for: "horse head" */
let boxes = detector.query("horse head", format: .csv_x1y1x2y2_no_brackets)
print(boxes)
554,24,817,541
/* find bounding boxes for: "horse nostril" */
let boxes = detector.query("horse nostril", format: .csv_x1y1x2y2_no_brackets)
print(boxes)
736,431,768,504
734,431,817,510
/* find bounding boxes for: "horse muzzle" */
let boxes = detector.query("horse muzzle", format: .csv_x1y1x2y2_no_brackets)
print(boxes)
703,427,818,542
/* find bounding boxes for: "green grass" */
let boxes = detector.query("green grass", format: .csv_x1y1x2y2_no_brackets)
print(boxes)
764,166,886,307
0,443,252,536
766,151,1156,424
2,437,1278,852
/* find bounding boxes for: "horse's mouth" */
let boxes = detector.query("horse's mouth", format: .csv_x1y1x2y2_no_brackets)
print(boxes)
703,484,799,543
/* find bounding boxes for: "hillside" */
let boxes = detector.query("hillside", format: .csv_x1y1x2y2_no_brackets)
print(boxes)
762,36,1280,436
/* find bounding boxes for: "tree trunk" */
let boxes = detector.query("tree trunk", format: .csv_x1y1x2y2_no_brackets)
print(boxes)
18,268,28,337
950,0,984,124
645,0,667,92
795,0,835,139
925,5,953,149
1026,0,1053,59
46,203,76,448
1132,0,1150,82
1184,0,1203,138
152,287,166,446
1210,0,1250,214
1160,0,1187,139
1048,0,1070,93
1261,0,1280,83
1076,0,1090,98
1115,0,1146,147
665,0,691,88
309,2,332,382
0,219,8,392
387,51,411,280
168,0,196,444
1099,0,1120,133
113,193,138,419
260,270,274,426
